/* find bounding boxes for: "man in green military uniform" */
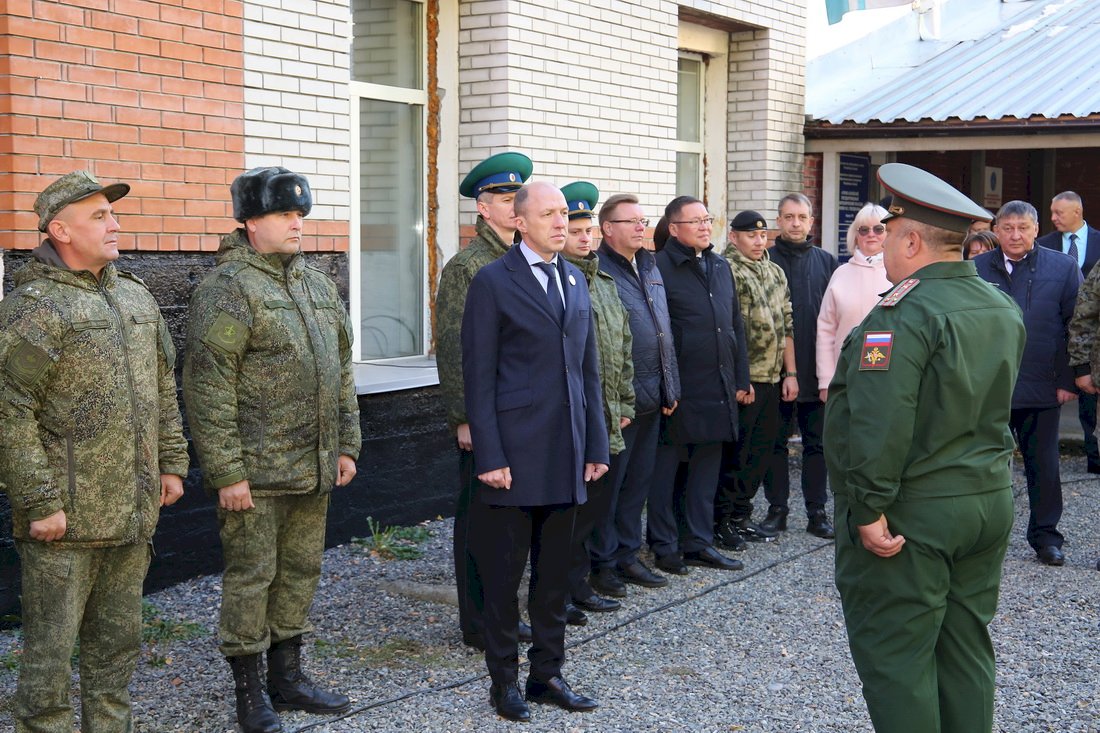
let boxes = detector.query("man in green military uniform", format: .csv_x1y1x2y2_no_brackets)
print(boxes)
0,171,189,733
183,167,361,733
826,163,1026,733
559,181,634,622
435,152,533,649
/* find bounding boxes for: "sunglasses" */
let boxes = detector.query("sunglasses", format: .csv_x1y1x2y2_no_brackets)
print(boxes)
857,225,886,236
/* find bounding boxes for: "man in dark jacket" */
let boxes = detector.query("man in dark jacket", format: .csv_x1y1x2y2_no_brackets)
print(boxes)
649,196,750,573
974,200,1082,566
764,193,838,539
593,194,681,595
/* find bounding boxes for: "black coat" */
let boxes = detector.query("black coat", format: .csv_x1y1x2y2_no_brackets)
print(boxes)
597,245,681,415
767,236,839,402
1037,225,1100,277
974,245,1082,409
654,239,750,444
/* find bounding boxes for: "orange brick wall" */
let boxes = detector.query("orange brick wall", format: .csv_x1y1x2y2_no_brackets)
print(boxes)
0,0,348,253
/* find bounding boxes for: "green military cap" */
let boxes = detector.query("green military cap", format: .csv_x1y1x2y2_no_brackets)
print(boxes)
34,170,130,232
878,163,992,233
560,181,598,220
459,151,533,199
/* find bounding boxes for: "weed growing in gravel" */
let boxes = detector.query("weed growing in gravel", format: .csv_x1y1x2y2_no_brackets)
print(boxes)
142,601,207,667
352,518,432,560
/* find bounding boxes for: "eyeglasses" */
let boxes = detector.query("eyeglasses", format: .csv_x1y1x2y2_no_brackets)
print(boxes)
671,217,715,227
857,225,886,236
608,218,650,227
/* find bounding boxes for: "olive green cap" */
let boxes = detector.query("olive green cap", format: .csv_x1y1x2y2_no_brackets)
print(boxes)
459,152,533,199
878,163,992,233
34,171,130,232
560,181,598,220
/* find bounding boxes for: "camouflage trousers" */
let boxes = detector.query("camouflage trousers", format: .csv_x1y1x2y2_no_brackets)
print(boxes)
14,540,151,733
217,492,330,657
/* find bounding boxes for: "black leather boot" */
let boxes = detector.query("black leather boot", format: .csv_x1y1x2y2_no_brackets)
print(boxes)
760,505,789,532
228,654,283,733
267,636,351,714
806,509,836,539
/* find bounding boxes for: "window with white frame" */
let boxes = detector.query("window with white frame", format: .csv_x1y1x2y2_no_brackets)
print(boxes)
675,54,704,198
350,0,427,360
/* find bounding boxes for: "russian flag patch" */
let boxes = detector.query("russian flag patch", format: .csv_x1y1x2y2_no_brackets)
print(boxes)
859,331,893,371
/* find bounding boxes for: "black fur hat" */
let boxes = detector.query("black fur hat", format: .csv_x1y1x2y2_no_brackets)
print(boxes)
231,166,312,222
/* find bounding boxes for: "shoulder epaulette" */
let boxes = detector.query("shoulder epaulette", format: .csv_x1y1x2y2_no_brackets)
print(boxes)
117,270,148,288
216,261,249,280
880,278,919,307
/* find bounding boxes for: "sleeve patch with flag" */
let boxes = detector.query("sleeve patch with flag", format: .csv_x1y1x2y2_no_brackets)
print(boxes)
859,331,894,371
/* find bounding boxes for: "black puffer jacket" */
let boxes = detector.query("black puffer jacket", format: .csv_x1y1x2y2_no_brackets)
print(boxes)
767,236,838,402
598,245,680,415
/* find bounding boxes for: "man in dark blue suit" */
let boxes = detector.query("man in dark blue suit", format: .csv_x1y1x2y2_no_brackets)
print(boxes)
1037,190,1100,473
462,181,610,722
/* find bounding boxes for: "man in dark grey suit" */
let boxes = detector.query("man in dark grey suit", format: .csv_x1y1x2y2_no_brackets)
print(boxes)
1037,190,1100,472
462,181,609,722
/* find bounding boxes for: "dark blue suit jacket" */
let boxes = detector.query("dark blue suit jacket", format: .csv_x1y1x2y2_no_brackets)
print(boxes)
1037,225,1100,277
461,243,609,507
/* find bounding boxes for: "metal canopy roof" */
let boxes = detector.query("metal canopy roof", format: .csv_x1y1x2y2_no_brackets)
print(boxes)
808,0,1100,126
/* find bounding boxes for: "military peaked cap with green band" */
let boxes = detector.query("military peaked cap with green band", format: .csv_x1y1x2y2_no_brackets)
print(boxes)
560,181,599,220
459,151,533,199
878,163,992,233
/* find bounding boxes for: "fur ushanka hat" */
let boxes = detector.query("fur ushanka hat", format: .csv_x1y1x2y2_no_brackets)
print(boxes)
231,166,313,223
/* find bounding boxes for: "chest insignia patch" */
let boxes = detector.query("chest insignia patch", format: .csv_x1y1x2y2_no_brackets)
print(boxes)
859,331,894,371
204,310,248,355
880,278,919,307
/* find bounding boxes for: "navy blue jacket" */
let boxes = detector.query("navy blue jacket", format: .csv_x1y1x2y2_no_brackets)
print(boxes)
462,243,610,506
1037,225,1100,278
655,239,750,444
974,245,1082,409
597,245,680,415
767,236,839,402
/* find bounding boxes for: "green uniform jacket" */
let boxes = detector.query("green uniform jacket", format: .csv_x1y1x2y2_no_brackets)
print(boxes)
0,243,189,546
824,261,1025,526
182,229,360,495
723,246,794,383
1068,261,1100,377
436,217,510,430
566,252,636,454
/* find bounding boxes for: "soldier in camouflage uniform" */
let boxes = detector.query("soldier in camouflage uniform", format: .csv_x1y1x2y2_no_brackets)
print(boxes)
0,171,189,733
713,211,797,551
1067,260,1100,571
182,167,360,733
559,182,635,622
436,152,532,650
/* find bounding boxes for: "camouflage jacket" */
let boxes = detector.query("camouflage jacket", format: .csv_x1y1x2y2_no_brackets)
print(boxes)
436,217,510,431
1069,260,1100,377
0,242,189,546
723,245,794,383
182,229,360,496
566,253,636,454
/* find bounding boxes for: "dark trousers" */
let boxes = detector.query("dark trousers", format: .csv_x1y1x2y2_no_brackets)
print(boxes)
598,410,661,569
453,447,483,640
1079,392,1099,465
650,441,722,555
568,443,628,600
469,497,576,686
1009,406,1064,550
716,381,781,523
765,398,828,515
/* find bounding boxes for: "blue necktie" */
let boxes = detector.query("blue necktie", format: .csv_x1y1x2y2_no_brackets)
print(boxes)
1069,233,1080,265
535,261,565,323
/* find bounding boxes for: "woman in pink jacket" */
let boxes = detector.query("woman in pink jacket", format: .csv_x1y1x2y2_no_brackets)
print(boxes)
816,203,892,402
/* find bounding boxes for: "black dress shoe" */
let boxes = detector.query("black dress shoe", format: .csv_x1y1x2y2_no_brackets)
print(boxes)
490,682,531,722
1037,545,1065,566
616,561,670,587
734,517,778,542
525,675,598,712
574,594,620,613
715,518,747,551
684,546,744,571
653,553,689,575
565,603,588,626
590,566,628,598
806,510,835,540
760,505,789,532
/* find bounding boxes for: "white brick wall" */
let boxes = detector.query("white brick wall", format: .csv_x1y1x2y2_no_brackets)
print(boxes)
241,0,351,223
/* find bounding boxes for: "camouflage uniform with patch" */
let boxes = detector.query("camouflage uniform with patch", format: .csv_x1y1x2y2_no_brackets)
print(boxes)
723,245,793,382
182,228,360,657
0,244,188,733
565,253,635,454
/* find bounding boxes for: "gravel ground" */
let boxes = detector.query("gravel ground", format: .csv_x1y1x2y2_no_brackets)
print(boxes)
1,453,1098,732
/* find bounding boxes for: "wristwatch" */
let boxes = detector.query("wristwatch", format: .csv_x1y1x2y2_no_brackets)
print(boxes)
781,371,797,378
